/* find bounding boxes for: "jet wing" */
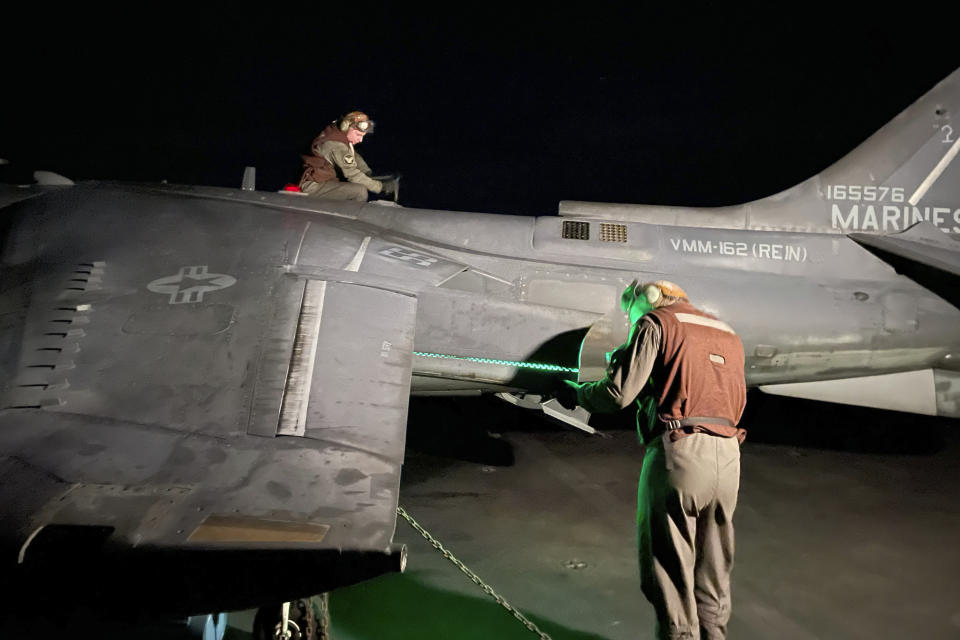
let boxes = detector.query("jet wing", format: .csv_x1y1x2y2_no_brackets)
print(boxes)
0,186,418,615
850,222,960,308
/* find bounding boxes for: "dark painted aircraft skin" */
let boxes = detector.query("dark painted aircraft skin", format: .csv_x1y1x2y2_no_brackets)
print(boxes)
1,68,958,616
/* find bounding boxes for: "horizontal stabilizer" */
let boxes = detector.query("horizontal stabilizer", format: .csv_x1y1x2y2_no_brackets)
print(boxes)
850,222,960,277
850,222,960,308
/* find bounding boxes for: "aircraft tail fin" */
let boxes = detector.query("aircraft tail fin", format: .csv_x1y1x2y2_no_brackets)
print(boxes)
815,66,960,237
820,68,959,206
560,67,960,235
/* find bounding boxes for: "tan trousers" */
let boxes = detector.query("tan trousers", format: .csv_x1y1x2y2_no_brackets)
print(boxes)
300,180,369,201
638,433,741,640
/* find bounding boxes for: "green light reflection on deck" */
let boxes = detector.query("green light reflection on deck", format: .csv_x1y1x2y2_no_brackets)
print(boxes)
413,351,578,374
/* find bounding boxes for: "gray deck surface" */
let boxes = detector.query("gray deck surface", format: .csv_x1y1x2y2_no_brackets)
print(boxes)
224,396,960,639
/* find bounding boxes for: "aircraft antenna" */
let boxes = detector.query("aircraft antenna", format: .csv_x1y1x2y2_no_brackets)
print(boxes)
242,166,256,191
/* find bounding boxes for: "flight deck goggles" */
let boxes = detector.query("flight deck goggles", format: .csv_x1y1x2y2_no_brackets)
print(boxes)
340,111,375,133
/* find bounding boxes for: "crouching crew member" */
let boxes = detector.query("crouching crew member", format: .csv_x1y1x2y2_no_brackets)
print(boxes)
299,111,398,201
558,280,747,640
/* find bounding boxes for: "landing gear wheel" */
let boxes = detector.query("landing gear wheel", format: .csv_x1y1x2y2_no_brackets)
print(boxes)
252,600,317,640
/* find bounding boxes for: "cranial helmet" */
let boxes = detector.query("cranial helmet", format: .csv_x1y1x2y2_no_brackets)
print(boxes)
339,111,375,134
621,279,688,312
642,280,687,306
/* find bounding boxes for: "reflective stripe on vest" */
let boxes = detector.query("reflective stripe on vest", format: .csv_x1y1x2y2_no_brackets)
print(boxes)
673,312,736,334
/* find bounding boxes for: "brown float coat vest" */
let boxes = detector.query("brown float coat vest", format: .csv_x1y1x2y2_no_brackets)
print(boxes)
646,301,747,441
300,124,351,184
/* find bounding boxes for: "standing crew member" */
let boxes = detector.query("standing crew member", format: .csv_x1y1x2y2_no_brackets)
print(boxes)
558,280,746,640
299,111,398,201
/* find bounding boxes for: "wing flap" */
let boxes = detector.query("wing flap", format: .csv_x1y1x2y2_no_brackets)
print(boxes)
300,282,415,460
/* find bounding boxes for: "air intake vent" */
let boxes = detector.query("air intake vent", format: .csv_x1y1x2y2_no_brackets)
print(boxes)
562,221,590,240
599,223,627,242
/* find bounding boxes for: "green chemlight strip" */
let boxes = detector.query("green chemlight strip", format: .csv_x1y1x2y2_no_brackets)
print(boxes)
413,351,578,374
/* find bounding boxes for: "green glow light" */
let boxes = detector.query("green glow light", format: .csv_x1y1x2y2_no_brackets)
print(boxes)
413,351,578,374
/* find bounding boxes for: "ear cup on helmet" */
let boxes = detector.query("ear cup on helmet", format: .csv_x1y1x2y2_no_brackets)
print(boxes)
339,118,350,132
643,284,662,305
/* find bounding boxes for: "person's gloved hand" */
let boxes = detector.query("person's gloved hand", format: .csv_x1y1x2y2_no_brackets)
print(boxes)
555,379,582,410
378,178,398,200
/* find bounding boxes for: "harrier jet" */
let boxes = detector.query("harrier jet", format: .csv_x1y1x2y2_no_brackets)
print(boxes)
1,68,958,631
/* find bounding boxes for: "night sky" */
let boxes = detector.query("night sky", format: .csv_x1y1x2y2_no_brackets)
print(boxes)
4,7,959,216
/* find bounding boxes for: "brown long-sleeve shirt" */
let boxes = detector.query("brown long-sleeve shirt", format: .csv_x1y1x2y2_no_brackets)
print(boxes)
577,316,662,414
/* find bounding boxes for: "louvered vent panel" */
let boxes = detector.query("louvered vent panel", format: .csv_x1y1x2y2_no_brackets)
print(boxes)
599,223,628,242
562,221,590,240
